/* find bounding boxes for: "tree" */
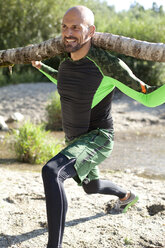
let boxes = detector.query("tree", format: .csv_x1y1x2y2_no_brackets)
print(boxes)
0,32,165,68
0,0,165,87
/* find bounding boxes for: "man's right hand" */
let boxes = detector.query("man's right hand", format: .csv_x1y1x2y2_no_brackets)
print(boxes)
31,61,42,69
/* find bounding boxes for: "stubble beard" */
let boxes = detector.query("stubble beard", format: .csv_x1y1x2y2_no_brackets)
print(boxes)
64,43,82,53
63,34,89,53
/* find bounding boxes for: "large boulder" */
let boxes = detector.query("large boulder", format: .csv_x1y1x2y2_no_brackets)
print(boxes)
6,112,24,123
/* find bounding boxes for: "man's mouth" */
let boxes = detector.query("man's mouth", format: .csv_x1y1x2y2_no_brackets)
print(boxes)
66,39,76,43
64,37,77,44
63,37,81,52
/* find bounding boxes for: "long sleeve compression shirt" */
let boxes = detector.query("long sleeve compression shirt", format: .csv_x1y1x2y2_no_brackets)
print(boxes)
39,45,165,140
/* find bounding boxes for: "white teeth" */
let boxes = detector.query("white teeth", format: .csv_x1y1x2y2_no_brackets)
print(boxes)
66,39,76,42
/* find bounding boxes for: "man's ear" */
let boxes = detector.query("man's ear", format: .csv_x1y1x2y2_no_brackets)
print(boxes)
89,25,96,37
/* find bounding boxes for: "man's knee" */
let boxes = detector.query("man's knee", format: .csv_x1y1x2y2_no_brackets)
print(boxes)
42,153,64,179
42,160,56,181
82,179,100,194
42,153,76,181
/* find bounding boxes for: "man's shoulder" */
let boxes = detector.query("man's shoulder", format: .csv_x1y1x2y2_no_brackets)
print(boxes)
88,45,119,64
87,45,120,72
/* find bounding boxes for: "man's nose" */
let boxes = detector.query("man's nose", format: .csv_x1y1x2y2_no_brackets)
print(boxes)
65,28,73,36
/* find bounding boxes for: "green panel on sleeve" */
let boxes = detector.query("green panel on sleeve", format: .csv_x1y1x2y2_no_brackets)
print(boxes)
39,69,57,85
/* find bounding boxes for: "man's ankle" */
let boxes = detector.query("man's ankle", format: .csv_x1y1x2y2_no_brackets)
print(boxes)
120,191,130,201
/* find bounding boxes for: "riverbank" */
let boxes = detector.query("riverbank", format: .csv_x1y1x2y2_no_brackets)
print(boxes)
0,83,165,247
0,167,165,248
0,82,165,129
1,82,165,176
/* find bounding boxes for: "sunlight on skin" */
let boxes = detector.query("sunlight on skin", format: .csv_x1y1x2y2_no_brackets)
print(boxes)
61,6,95,60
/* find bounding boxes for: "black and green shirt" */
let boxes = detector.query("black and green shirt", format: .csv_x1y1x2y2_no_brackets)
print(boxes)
40,45,165,141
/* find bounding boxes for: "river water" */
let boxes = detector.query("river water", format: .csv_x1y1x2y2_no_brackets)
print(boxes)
0,126,165,179
102,126,165,179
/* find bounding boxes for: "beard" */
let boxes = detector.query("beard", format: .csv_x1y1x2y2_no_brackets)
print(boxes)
63,35,89,53
64,43,82,53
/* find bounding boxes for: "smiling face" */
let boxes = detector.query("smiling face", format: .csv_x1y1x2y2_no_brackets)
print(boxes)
61,6,95,53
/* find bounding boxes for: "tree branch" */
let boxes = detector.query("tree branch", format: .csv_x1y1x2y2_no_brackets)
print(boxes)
92,32,165,62
0,32,165,67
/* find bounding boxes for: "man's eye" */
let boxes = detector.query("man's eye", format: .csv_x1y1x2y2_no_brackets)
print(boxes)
73,26,79,30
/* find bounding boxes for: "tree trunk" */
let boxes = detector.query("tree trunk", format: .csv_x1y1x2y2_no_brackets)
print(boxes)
92,32,165,62
0,36,64,67
0,32,165,67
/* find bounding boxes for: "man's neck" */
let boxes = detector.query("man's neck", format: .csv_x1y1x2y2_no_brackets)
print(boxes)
70,41,91,61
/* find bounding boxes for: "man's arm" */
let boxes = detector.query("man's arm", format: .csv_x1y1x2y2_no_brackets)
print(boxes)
89,48,165,107
112,75,165,107
32,61,58,85
110,58,165,107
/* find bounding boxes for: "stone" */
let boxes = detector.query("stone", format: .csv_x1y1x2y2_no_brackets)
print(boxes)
7,112,24,123
0,116,9,131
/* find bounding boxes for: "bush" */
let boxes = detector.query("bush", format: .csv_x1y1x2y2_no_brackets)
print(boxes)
0,65,47,87
46,91,62,130
13,121,64,164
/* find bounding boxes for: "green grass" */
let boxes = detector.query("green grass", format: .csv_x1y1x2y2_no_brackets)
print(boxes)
13,121,64,164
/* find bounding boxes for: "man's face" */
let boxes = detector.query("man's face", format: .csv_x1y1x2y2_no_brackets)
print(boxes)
61,12,91,53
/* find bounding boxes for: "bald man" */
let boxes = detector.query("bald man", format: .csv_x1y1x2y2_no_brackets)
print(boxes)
32,5,164,248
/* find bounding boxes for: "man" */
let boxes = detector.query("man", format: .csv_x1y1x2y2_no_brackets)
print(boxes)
32,6,165,248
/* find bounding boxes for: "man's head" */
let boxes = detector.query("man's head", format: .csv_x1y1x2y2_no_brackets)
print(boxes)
61,6,95,53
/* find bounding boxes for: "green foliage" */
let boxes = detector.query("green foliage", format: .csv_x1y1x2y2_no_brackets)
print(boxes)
0,71,7,87
0,65,46,86
102,1,165,86
0,0,165,86
109,3,165,43
13,121,64,164
46,91,62,131
0,0,81,84
124,237,133,245
0,0,60,49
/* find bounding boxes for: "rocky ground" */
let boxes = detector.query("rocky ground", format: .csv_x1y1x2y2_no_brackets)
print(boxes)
0,82,57,124
0,83,165,248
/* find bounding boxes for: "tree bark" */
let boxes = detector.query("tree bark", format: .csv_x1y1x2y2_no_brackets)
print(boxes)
0,32,165,67
0,36,64,67
93,32,165,62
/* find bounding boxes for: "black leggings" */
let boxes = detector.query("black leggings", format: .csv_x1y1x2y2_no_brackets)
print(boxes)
42,153,126,248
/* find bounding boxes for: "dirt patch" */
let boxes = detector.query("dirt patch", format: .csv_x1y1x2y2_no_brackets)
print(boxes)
147,204,165,216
